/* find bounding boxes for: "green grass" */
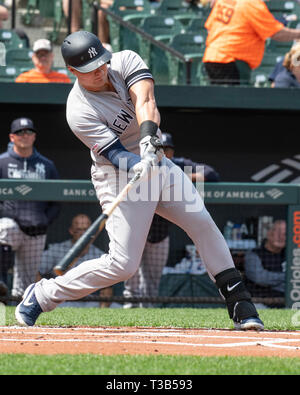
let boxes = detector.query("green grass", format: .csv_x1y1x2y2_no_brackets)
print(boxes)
1,306,300,375
1,354,300,375
4,306,298,331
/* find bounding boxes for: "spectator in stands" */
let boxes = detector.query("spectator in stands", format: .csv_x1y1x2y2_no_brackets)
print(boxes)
203,0,300,85
38,214,104,279
0,4,8,28
15,39,71,83
96,0,113,50
38,213,111,308
268,56,285,87
244,220,286,302
62,0,113,51
273,43,300,88
0,117,60,298
123,132,220,308
62,0,82,34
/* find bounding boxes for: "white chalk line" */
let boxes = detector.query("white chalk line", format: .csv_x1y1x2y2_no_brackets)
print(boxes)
1,328,300,350
0,338,299,350
0,329,294,342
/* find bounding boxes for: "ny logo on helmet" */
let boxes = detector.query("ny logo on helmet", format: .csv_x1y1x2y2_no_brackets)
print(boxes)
88,47,98,58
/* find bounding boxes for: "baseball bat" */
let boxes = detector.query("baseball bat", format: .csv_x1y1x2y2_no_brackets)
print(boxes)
53,172,141,276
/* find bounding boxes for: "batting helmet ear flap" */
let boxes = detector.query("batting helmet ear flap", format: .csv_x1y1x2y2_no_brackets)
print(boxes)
61,31,112,74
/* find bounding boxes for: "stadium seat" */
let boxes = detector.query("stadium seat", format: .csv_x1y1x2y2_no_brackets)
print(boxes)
0,65,21,82
260,52,284,68
186,16,208,32
138,15,184,84
53,66,76,83
38,0,55,18
266,0,300,14
5,48,34,69
155,0,191,16
0,29,26,50
21,0,39,25
108,0,152,51
47,0,65,43
81,0,93,32
140,15,184,39
169,32,207,55
266,38,292,55
250,67,273,88
155,0,202,26
168,33,206,85
110,0,151,16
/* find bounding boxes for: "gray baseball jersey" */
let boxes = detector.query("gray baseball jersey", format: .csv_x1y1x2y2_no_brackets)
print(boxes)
35,50,235,311
66,50,156,165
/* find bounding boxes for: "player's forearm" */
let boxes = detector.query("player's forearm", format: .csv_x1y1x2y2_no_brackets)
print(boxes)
129,79,161,127
271,27,300,42
135,97,160,127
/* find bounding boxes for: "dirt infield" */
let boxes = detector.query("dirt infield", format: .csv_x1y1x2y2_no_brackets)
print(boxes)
1,326,300,357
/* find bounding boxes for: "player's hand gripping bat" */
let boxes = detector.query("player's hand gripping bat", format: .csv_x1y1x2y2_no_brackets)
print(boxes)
53,172,141,276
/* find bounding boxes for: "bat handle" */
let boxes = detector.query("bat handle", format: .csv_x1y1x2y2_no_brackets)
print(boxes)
53,268,64,276
130,171,141,184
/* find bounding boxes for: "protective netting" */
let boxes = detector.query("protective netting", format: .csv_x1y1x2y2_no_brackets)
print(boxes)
0,199,286,308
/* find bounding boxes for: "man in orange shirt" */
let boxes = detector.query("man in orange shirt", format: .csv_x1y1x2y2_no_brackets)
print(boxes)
203,0,300,85
15,39,71,84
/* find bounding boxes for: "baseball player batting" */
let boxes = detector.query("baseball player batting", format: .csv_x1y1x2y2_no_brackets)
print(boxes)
15,31,264,331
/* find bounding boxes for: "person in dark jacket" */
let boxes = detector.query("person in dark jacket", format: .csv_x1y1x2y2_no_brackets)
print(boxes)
273,43,300,88
123,132,220,307
0,117,60,297
244,220,286,304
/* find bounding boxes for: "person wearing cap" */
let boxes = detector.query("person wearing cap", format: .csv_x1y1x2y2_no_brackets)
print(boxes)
15,31,264,332
0,117,60,298
123,132,220,308
15,39,71,83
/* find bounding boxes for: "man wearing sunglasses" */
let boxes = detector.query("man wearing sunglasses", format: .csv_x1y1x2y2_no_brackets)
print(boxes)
0,117,60,298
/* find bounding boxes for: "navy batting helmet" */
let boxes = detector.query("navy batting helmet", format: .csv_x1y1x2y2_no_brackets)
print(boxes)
161,133,175,148
61,31,112,73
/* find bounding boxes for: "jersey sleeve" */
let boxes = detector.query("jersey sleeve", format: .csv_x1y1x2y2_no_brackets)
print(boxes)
120,50,154,89
243,0,284,41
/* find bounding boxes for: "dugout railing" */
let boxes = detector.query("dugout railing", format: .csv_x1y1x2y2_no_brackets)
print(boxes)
0,179,299,308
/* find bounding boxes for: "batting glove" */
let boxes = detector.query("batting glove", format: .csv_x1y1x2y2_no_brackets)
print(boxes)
139,135,164,165
132,154,159,180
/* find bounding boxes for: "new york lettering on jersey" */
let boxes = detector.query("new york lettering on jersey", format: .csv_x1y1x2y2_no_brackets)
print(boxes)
112,109,134,134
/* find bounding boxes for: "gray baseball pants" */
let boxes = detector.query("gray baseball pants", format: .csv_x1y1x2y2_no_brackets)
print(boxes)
123,236,170,307
35,158,234,311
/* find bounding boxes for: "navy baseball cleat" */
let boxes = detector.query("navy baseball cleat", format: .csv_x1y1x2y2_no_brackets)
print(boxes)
234,316,264,331
15,284,43,326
